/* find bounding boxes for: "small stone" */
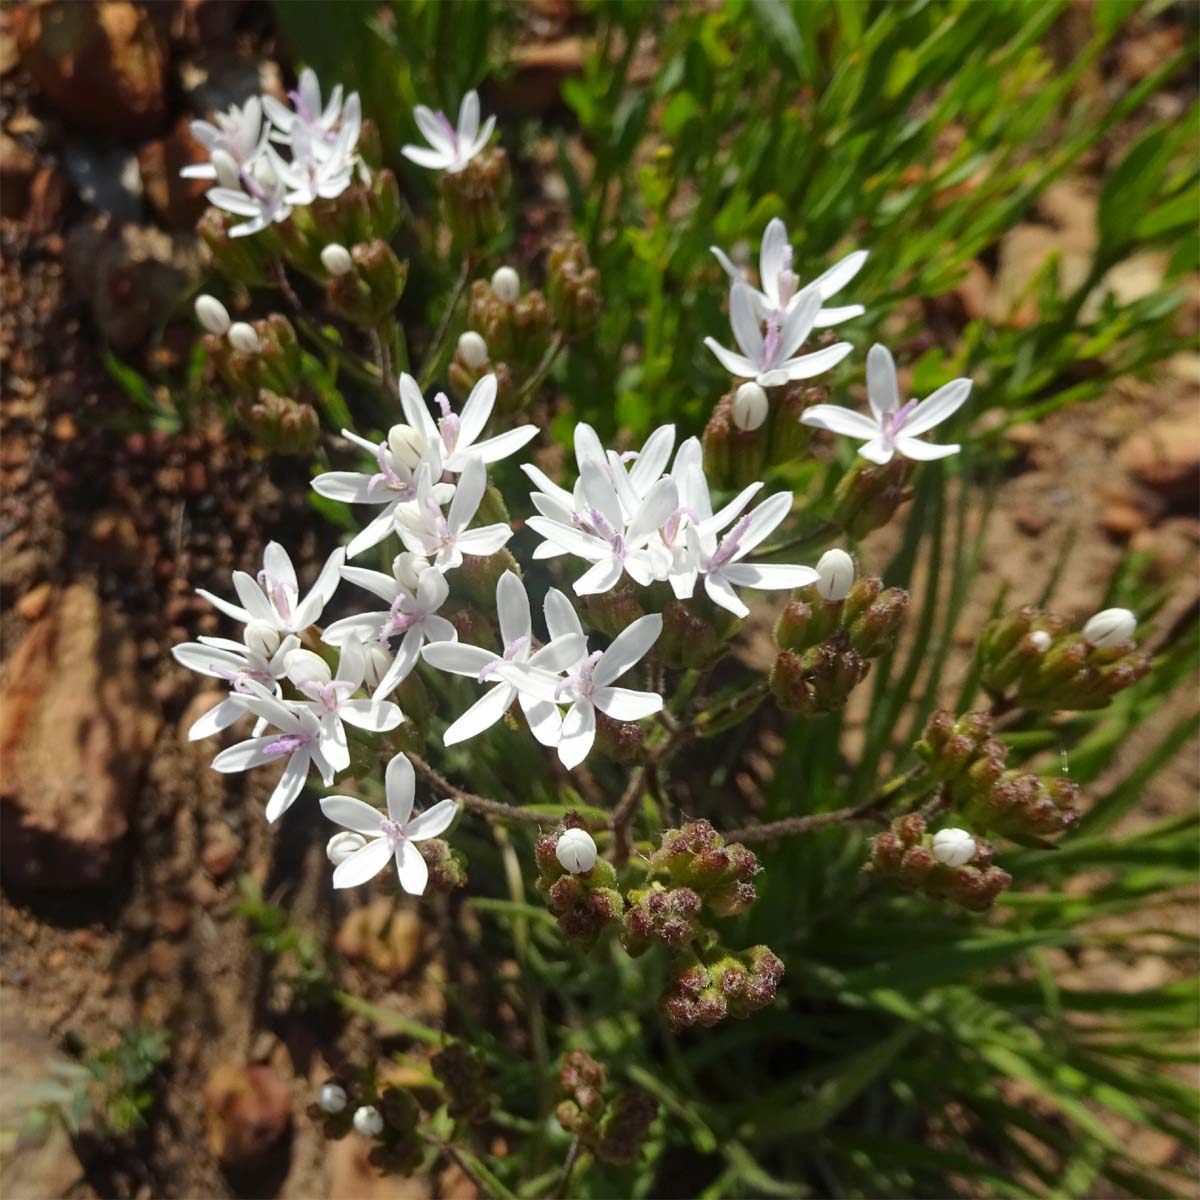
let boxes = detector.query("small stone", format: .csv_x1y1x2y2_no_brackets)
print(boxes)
1118,414,1200,503
200,823,239,879
335,898,422,978
15,583,52,621
204,1064,292,1169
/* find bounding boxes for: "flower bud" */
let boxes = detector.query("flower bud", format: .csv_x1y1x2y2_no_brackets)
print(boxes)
441,147,510,249
195,293,231,336
319,1083,348,1114
243,620,280,659
327,831,367,867
457,330,489,369
353,1105,384,1137
732,381,768,432
362,641,393,692
210,148,241,189
1029,629,1052,652
815,548,854,602
1082,607,1136,649
393,551,432,591
556,828,598,874
320,242,354,276
227,321,261,355
932,828,976,867
832,456,912,539
491,266,520,302
387,423,426,470
547,233,600,337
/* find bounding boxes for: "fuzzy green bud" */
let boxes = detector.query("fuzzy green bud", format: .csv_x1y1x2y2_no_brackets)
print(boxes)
832,456,912,539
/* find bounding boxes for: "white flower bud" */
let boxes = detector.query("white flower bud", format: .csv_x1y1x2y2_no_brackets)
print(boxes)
353,1104,384,1137
732,381,769,431
252,154,278,189
556,828,597,874
1082,607,1136,649
491,266,520,302
387,423,426,470
932,828,976,868
284,647,329,686
210,148,241,189
243,620,280,660
362,643,393,692
1028,630,1052,652
457,330,489,369
392,551,431,591
318,1083,348,1114
327,831,368,867
194,293,231,336
227,321,261,355
320,243,354,276
815,548,854,602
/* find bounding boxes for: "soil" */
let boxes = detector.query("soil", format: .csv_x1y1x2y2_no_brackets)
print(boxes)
1,6,1197,1200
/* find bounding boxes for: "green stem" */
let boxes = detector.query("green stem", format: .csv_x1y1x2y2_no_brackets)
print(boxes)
419,257,473,389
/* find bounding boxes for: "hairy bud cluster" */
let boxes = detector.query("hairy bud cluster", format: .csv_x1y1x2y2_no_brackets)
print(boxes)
430,1044,490,1124
555,1051,657,1165
977,606,1149,711
661,945,784,1032
441,147,511,249
831,456,913,539
308,1074,422,1174
416,838,468,893
535,817,624,946
647,820,759,917
776,573,909,658
466,276,552,375
546,234,600,337
866,813,1012,911
325,239,409,327
658,590,744,669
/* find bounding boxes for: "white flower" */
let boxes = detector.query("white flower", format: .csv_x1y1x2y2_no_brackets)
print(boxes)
181,97,267,184
513,613,664,770
264,69,359,153
394,459,514,571
321,243,353,276
319,1083,348,1114
227,321,260,354
353,1105,384,1137
491,266,519,302
271,120,357,206
320,752,458,893
932,828,977,868
704,283,853,388
311,424,452,560
457,331,489,369
814,548,854,602
732,381,768,431
1082,607,1136,649
326,831,367,867
401,90,495,174
711,217,867,326
210,684,334,821
207,171,293,239
684,492,817,618
195,294,231,335
420,570,586,747
196,542,344,636
556,828,597,874
323,559,457,699
801,343,972,464
399,373,536,474
171,624,299,741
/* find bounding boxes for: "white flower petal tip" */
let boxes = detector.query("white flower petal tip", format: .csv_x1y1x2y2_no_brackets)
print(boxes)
815,548,855,602
195,294,231,335
932,828,977,868
321,243,353,276
1028,630,1053,652
326,831,367,866
319,1084,348,1114
491,266,519,301
1082,607,1136,649
353,1105,384,1137
732,381,768,431
555,828,598,874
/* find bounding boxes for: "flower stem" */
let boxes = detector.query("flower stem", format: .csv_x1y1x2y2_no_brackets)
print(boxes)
418,257,473,389
408,752,549,827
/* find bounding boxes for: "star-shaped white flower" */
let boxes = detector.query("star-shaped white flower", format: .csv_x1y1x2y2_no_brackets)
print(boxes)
196,542,344,636
711,217,867,326
394,459,513,571
704,283,853,388
263,68,359,153
271,121,357,205
323,559,457,699
685,492,817,618
312,424,452,560
401,90,495,174
801,343,972,463
399,373,536,475
421,570,585,747
181,97,268,185
320,753,458,893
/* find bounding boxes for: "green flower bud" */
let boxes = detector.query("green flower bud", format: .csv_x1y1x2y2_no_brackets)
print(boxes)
235,388,319,455
546,233,600,337
441,147,510,250
832,456,912,539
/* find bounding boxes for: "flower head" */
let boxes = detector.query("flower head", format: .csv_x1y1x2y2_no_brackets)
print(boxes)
402,91,495,174
814,548,855,602
556,828,598,874
932,828,977,868
801,343,972,464
1082,607,1137,649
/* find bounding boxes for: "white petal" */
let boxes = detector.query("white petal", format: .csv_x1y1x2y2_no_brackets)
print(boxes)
901,378,972,438
339,698,403,732
395,839,429,895
232,572,275,623
729,283,764,359
543,588,584,643
627,475,679,544
467,425,538,465
557,701,596,770
594,614,662,686
858,438,895,464
758,218,789,305
519,693,563,746
457,524,513,556
319,716,350,774
594,685,662,721
800,404,881,441
866,343,900,421
422,641,496,676
457,90,480,145
813,303,865,328
734,491,793,558
526,517,605,561
211,736,281,773
188,697,245,741
522,463,574,507
386,751,416,824
406,798,459,841
704,337,758,379
778,340,854,381
776,286,822,359
265,752,310,822
312,471,387,504
340,566,400,604
401,144,453,170
702,481,763,535
332,837,392,888
704,573,749,618
579,457,625,532
414,105,455,153
444,684,513,745
262,542,298,593
322,612,389,646
573,557,623,596
195,588,251,624
812,249,867,300
629,424,676,496
321,795,385,835
710,244,742,283
529,633,587,672
496,570,530,648
171,642,244,677
895,436,960,461
722,562,819,590
398,372,439,443
456,375,497,451
447,456,486,534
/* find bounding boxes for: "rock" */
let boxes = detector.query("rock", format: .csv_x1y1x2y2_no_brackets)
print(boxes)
15,582,52,622
200,821,239,879
335,898,422,978
137,117,209,229
0,584,160,887
1118,414,1200,503
204,1064,292,1169
25,166,70,235
62,138,143,221
13,2,168,140
0,131,36,217
1101,501,1147,539
1131,517,1200,584
1014,506,1052,536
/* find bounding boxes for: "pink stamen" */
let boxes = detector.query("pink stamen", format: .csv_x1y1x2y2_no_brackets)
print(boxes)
436,112,458,150
777,246,797,306
881,399,918,447
709,513,752,572
762,310,783,369
265,732,308,756
380,818,404,847
556,649,602,701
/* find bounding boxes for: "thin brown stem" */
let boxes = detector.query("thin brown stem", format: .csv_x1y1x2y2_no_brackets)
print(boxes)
408,752,549,827
418,1132,494,1199
608,766,647,862
555,1136,582,1200
269,257,303,312
513,332,565,405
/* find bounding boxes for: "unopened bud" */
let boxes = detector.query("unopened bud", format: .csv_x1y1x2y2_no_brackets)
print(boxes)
210,148,241,189
362,642,393,691
1082,607,1136,649
932,828,976,867
353,1105,384,1137
1029,629,1052,652
393,551,431,590
319,1083,348,1114
491,266,520,302
227,321,261,354
321,243,354,276
243,620,280,659
556,828,598,874
732,381,768,431
194,293,231,335
457,330,489,369
387,423,426,469
815,548,854,602
327,831,367,866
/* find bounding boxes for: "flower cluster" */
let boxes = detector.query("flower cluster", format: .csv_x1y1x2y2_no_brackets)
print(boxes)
555,1051,658,1166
